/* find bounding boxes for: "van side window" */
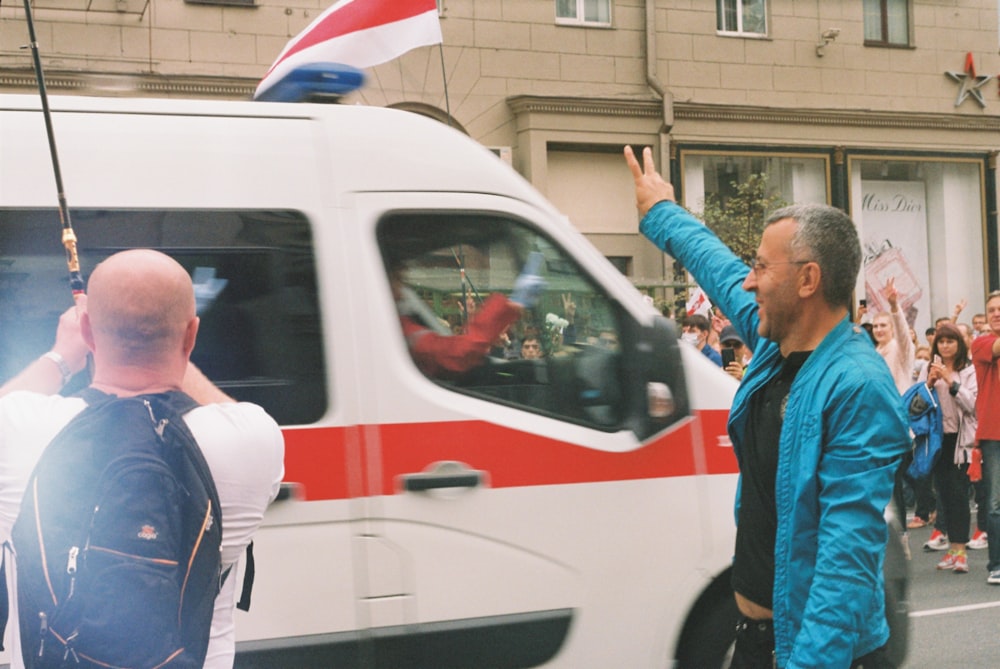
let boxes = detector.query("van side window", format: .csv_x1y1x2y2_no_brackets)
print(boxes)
378,213,626,431
0,208,325,425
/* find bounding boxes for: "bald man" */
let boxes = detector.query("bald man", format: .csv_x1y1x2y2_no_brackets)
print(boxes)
0,249,284,669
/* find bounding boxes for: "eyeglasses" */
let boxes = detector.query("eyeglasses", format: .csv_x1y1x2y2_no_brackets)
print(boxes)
748,257,811,274
522,343,540,349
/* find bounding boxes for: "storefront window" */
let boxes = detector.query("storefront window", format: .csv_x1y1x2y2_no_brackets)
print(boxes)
682,153,829,213
849,157,986,335
681,152,829,272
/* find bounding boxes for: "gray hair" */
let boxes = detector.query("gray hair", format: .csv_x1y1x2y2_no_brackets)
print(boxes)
765,203,861,309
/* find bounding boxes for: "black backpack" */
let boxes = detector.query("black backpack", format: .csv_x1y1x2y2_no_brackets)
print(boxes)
10,389,223,669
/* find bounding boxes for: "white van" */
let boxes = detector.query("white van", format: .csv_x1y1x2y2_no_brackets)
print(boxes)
0,93,903,668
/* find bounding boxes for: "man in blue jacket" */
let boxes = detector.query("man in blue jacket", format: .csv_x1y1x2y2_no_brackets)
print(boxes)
625,146,909,668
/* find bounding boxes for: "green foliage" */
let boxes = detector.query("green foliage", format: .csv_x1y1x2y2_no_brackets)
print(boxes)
700,173,787,263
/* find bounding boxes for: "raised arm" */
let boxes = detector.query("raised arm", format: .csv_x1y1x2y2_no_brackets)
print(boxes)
0,300,91,398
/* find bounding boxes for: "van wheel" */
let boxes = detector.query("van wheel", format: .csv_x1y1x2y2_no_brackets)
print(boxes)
674,584,739,669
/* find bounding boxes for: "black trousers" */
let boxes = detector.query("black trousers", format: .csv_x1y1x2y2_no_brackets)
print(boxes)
729,617,895,669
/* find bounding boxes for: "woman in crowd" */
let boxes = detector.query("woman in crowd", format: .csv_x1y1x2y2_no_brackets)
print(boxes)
919,322,979,573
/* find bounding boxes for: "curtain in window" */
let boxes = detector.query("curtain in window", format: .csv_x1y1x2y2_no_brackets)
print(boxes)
863,0,882,41
886,0,908,44
584,0,610,23
717,0,738,31
556,0,576,19
741,0,766,34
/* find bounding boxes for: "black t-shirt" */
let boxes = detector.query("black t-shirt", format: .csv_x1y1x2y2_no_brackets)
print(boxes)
731,350,812,609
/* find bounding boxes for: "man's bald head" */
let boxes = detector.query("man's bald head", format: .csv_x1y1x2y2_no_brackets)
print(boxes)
85,249,197,365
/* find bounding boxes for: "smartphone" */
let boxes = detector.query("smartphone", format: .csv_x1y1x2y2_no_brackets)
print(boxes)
859,299,867,308
933,354,942,365
721,348,736,367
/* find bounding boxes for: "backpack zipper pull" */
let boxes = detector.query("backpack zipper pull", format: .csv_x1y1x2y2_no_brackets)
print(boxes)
67,546,79,575
38,612,47,657
67,545,79,598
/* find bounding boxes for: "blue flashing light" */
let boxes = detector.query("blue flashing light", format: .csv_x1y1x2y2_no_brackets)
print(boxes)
255,63,365,103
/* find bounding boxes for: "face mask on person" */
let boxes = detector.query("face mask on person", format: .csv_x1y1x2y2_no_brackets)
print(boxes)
681,332,702,347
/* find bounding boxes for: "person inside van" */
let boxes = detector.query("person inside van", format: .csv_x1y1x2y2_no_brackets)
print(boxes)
389,255,544,378
520,334,544,360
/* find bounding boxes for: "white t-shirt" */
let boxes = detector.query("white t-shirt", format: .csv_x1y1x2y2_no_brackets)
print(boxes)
0,391,284,669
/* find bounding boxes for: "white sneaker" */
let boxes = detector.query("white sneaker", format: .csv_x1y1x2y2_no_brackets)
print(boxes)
968,531,989,550
988,570,1000,585
923,530,949,551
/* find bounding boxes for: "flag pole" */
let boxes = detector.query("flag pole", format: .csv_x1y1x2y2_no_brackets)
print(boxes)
438,43,452,128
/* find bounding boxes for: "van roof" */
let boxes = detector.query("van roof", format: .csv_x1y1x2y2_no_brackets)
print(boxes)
0,94,550,210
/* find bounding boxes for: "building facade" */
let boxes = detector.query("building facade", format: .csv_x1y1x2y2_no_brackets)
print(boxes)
2,0,998,329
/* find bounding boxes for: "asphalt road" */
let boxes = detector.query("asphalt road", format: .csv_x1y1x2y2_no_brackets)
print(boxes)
903,523,1000,667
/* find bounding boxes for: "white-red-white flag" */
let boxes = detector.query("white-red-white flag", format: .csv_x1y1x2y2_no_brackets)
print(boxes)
685,286,712,318
255,0,442,99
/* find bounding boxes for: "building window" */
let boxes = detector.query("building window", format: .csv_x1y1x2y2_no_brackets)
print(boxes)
556,0,611,27
605,257,632,276
679,151,830,263
716,0,767,36
863,0,909,46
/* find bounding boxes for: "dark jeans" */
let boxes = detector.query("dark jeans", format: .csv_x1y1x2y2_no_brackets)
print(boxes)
893,450,936,526
980,440,1000,571
729,618,895,669
932,434,970,544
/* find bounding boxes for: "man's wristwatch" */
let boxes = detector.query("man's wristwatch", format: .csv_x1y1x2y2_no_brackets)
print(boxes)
42,351,73,387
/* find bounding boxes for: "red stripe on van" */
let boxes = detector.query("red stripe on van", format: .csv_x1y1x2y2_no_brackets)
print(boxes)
281,410,737,501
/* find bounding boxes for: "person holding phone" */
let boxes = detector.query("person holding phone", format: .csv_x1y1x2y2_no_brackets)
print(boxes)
919,322,978,573
720,325,751,381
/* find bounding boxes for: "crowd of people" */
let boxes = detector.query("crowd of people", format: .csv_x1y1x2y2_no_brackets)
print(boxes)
855,283,998,580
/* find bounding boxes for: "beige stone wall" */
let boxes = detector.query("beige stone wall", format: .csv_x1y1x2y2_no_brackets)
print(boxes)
661,0,1000,115
3,1,999,132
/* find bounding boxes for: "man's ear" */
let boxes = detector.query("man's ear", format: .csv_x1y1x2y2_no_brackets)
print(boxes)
798,263,822,299
80,312,96,352
182,317,200,358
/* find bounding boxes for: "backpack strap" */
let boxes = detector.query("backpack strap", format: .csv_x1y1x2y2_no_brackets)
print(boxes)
236,541,255,612
0,542,8,651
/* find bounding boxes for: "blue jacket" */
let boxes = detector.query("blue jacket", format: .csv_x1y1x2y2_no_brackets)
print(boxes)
901,381,941,480
641,201,909,669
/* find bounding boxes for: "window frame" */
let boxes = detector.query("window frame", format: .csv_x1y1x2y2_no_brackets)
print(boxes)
555,0,612,28
377,209,643,433
715,0,768,37
863,0,911,48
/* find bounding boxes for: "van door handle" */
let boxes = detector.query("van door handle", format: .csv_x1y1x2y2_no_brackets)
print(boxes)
400,461,486,492
273,482,304,502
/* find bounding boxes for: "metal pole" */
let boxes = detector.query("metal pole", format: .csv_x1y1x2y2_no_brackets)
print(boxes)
438,43,452,127
21,0,85,299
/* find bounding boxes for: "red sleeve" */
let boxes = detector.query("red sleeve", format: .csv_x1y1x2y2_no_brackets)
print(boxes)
405,293,520,376
972,334,998,365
